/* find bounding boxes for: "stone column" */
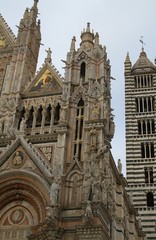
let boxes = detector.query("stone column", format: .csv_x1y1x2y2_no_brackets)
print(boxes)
31,109,37,134
40,107,46,134
49,105,55,133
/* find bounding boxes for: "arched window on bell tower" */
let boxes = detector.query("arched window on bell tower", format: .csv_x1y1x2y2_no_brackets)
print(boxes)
80,62,86,82
74,98,84,161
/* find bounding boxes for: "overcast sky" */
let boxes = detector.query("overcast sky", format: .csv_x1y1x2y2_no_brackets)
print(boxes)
1,0,156,175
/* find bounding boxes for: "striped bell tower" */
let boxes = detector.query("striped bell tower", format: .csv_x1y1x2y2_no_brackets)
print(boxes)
125,47,156,239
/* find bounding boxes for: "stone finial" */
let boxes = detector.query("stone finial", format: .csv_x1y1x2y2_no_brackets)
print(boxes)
45,48,52,63
86,22,91,32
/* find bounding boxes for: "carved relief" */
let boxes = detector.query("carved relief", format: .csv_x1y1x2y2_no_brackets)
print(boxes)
49,180,60,206
38,146,53,163
12,151,24,168
90,101,100,120
9,209,25,225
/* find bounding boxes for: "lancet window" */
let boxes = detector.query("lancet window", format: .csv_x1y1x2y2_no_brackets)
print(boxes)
74,98,84,161
80,62,86,82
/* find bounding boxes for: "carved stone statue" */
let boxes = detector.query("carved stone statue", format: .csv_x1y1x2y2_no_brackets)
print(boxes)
117,159,122,174
83,174,92,201
4,115,15,137
91,101,99,120
89,126,97,149
109,117,115,137
49,180,60,206
83,200,93,222
92,177,101,201
104,101,109,119
59,105,67,123
0,117,3,134
96,145,108,160
46,206,58,221
12,151,23,167
19,117,26,132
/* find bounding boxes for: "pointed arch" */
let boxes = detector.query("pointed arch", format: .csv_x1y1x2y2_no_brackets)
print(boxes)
64,170,83,207
73,98,84,161
80,62,86,82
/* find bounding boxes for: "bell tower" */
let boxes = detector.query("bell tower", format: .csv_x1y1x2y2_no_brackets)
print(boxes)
2,0,41,96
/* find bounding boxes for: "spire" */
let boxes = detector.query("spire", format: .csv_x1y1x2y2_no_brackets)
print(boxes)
30,0,39,22
70,36,76,52
132,49,156,73
124,52,132,73
125,52,131,62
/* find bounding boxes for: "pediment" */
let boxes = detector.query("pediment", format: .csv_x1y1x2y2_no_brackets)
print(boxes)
65,157,83,179
71,85,88,103
75,50,89,62
0,137,52,183
0,14,16,49
88,81,103,98
23,63,63,97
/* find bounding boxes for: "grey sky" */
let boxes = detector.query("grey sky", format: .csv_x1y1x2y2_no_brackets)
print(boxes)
1,0,156,174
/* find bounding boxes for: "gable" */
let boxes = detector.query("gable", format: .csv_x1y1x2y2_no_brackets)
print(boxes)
0,137,52,184
0,14,16,49
24,66,63,97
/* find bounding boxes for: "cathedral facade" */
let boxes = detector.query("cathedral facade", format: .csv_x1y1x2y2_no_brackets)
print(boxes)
0,1,145,239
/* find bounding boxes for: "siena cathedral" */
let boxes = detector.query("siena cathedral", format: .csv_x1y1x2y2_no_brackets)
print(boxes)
0,1,147,240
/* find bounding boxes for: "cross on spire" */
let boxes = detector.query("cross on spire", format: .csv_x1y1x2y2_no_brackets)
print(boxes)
139,36,146,51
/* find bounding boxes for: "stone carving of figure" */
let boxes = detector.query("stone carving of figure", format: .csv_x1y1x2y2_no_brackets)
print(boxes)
128,191,133,205
83,174,92,201
89,126,97,149
83,200,93,221
117,159,122,174
96,145,109,160
92,159,100,179
109,117,115,137
46,206,57,221
91,101,99,120
101,178,109,205
92,177,101,201
0,117,3,134
4,115,15,137
49,180,60,206
104,101,109,119
12,151,23,167
59,105,67,123
19,118,26,132
107,186,115,212
45,48,52,63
